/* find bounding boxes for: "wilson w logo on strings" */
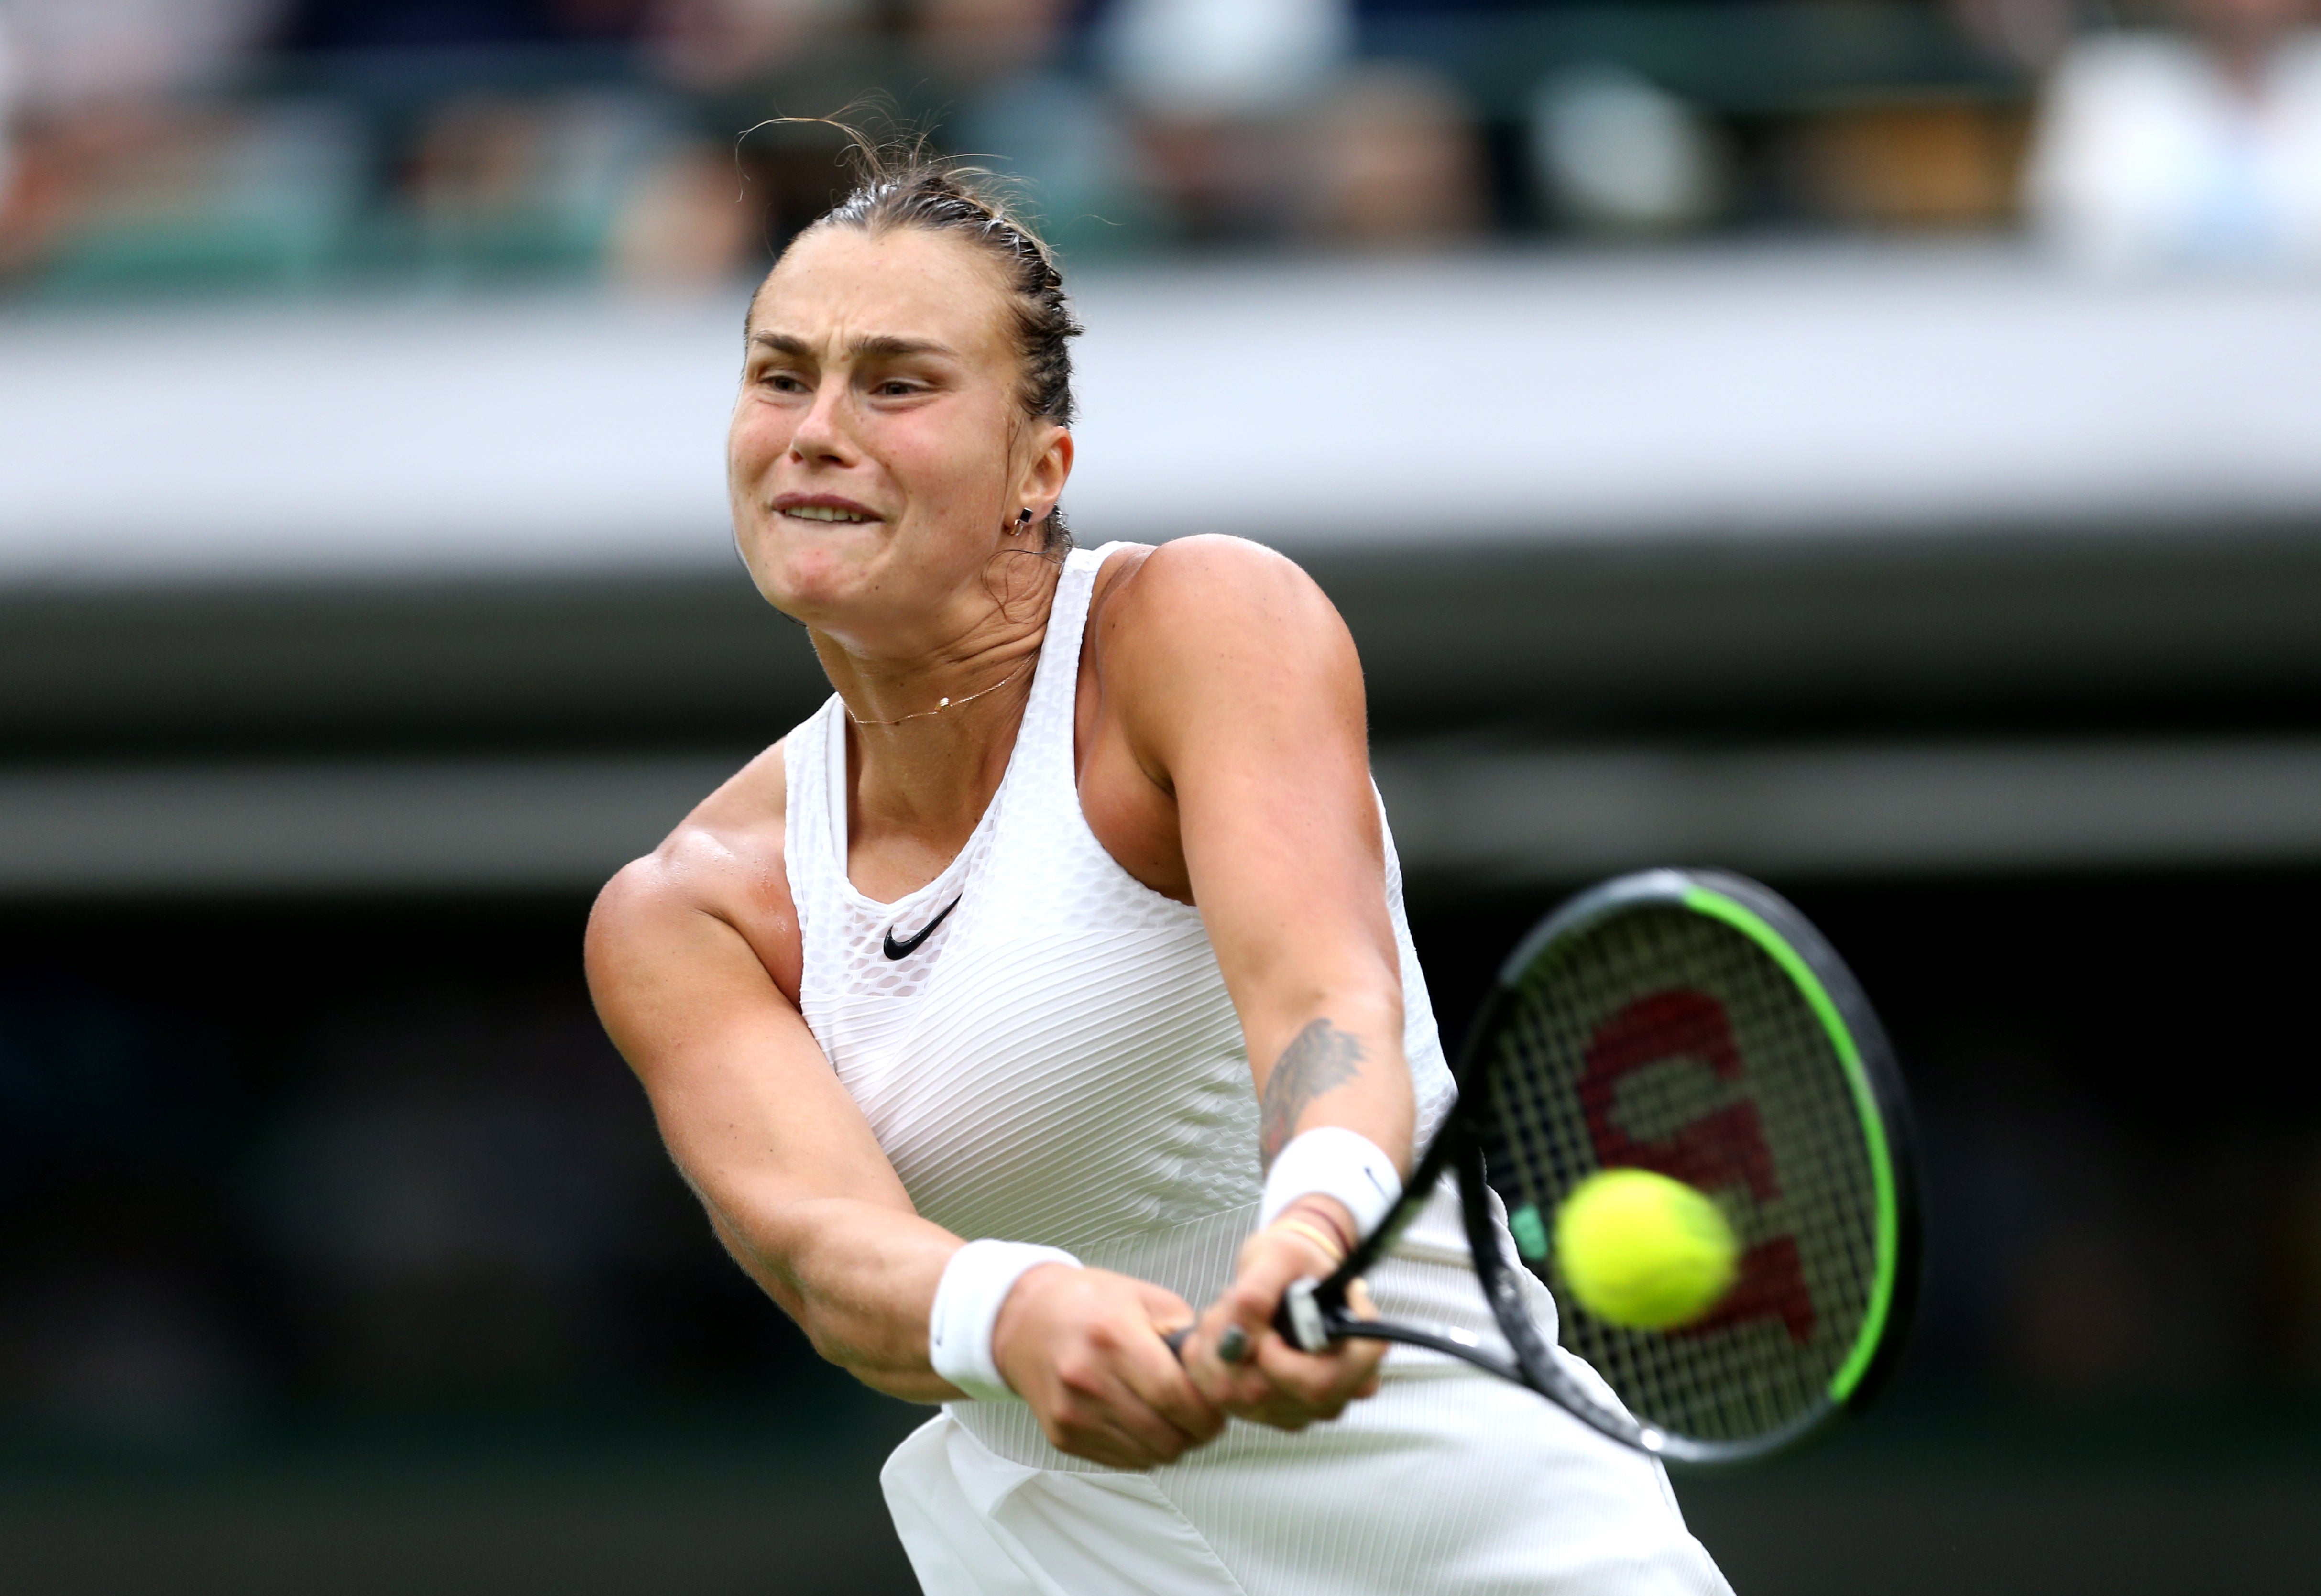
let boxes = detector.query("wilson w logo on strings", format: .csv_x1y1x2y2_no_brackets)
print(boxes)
1578,989,1817,1345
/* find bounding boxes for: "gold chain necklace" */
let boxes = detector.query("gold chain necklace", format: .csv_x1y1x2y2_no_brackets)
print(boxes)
843,655,1034,728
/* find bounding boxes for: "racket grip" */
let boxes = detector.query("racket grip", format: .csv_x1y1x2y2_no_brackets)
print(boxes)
1166,1323,1255,1363
1163,1277,1335,1363
1276,1276,1333,1353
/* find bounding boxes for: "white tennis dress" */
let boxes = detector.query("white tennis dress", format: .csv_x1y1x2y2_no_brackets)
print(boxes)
783,544,1733,1596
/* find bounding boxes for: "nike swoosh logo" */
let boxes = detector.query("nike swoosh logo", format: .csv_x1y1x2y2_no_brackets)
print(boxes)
882,894,962,961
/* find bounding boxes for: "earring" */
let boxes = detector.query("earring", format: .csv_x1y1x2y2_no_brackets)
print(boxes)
1017,508,1034,525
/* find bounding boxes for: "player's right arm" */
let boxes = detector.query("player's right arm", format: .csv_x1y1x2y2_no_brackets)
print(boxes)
583,750,1221,1466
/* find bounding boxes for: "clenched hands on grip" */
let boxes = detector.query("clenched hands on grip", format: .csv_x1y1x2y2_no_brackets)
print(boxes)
992,1216,1388,1471
1186,1213,1385,1432
993,1264,1222,1469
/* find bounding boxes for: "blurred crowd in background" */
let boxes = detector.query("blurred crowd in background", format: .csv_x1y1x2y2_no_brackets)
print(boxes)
0,0,2318,296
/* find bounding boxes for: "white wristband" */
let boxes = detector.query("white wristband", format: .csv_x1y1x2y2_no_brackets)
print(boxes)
1260,1127,1402,1237
928,1240,1081,1403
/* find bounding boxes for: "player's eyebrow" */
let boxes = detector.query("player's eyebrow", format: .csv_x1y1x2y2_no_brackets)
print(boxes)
747,331,958,362
851,333,955,362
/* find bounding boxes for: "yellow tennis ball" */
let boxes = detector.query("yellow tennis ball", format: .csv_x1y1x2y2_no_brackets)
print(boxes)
1553,1169,1740,1331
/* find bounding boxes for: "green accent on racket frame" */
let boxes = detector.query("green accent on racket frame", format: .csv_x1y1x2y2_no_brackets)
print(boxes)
1680,885,1901,1404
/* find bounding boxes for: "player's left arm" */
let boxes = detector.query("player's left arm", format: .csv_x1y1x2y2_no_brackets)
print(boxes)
1099,535,1409,1426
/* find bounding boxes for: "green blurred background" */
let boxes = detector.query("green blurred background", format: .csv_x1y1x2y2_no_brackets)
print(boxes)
4,0,2321,1591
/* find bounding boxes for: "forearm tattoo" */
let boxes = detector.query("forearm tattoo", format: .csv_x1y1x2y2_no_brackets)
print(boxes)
1259,1018,1367,1165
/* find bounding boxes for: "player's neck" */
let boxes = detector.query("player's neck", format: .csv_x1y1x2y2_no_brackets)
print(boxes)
816,576,1055,883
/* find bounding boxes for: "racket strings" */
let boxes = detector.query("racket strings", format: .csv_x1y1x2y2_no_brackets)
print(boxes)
1487,906,1882,1444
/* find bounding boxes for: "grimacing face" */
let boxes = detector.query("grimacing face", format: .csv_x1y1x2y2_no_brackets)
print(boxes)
729,224,1072,656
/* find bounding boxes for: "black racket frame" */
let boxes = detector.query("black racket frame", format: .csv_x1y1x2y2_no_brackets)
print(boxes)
1272,867,1924,1469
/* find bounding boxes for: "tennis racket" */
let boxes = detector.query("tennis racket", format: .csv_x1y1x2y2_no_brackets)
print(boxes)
1242,867,1921,1468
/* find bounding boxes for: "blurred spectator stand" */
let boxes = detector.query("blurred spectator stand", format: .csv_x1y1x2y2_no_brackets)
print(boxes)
2025,0,2321,270
0,0,2086,300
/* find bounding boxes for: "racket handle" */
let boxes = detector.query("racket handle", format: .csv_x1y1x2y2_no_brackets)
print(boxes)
1165,1323,1256,1363
1161,1277,1339,1363
1276,1276,1334,1353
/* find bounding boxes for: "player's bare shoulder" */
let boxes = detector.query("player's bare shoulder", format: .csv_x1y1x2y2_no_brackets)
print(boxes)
1076,538,1367,903
1093,536,1362,721
585,740,804,1006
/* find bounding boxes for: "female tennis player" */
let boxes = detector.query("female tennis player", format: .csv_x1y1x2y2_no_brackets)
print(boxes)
586,139,1732,1594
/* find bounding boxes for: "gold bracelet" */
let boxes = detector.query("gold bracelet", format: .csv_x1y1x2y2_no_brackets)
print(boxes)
1269,1216,1349,1267
1275,1198,1355,1256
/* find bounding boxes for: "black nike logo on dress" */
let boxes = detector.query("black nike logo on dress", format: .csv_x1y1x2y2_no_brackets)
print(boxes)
883,895,961,960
